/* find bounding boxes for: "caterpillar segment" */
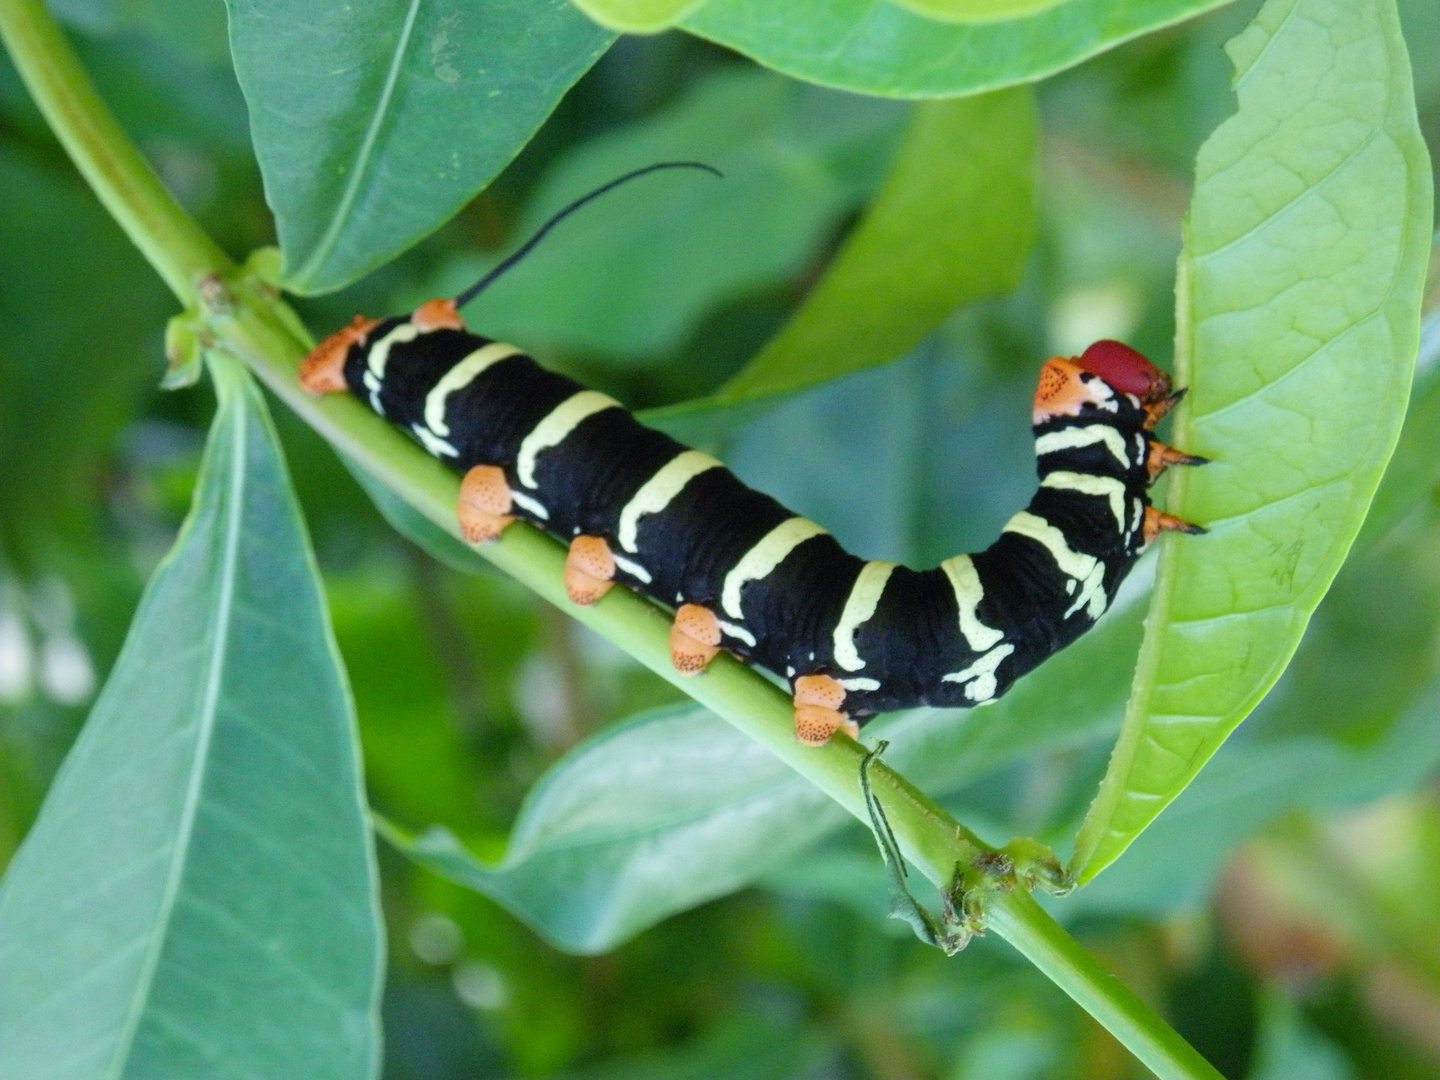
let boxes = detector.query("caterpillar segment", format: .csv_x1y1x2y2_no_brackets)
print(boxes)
302,300,1209,746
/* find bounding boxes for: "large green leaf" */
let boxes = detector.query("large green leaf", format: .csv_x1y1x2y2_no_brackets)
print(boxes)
679,0,1237,99
644,88,1034,439
379,580,1149,953
1071,504,1440,914
1073,672,1440,917
437,67,905,361
1071,0,1433,883
227,0,613,294
0,359,382,1078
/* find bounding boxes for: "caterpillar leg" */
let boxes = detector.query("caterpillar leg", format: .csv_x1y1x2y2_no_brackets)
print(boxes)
1142,388,1188,431
670,604,721,675
1146,440,1209,482
1143,506,1206,544
299,314,379,394
458,464,515,544
411,297,466,332
792,674,859,746
565,536,616,606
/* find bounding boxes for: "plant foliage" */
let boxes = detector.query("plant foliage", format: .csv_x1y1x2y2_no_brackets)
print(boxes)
0,0,1436,1076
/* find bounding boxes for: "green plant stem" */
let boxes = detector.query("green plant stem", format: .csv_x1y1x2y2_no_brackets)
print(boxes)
0,4,1221,1077
0,0,231,302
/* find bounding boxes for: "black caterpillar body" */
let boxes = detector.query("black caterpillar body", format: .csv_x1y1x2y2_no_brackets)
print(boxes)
302,298,1204,744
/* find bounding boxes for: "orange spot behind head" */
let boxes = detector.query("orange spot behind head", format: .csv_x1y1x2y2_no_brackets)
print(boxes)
1033,357,1101,424
412,297,465,332
299,314,378,395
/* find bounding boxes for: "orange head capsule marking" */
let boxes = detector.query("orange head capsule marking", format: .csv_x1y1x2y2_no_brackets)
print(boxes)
411,297,466,332
299,314,379,395
1033,357,1112,425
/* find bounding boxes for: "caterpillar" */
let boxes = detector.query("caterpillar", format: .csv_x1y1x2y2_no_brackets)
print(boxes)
300,164,1207,746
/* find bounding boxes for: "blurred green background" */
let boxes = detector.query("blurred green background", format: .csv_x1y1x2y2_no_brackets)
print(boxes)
2,0,1439,1076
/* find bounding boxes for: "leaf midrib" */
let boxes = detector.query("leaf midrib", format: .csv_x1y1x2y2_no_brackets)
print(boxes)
104,386,249,1077
292,0,425,286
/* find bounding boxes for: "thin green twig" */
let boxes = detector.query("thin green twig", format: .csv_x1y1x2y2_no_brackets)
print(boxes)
0,4,1222,1076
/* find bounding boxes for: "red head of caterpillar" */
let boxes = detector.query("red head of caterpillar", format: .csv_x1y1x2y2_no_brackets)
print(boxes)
1075,339,1170,400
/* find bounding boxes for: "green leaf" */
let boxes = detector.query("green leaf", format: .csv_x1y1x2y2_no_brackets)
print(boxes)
645,88,1035,436
379,702,836,954
569,0,711,33
380,582,1149,953
1072,675,1440,915
1072,0,1434,884
440,68,905,361
1072,507,1440,915
0,359,382,1078
227,0,613,294
679,0,1238,99
892,0,1066,23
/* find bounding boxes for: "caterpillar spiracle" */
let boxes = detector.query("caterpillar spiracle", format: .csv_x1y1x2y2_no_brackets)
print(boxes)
299,164,1207,746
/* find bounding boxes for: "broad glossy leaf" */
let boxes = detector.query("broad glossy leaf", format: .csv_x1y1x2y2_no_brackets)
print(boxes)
646,89,1034,437
381,578,1149,953
679,0,1237,99
439,68,905,361
1071,507,1440,914
569,0,710,32
1072,679,1440,916
1249,506,1440,747
228,0,613,293
1072,0,1433,883
0,360,382,1078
